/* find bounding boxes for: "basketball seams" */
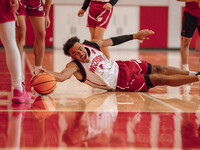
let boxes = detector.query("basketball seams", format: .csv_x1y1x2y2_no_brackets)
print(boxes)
31,72,57,95
38,83,57,95
32,80,56,86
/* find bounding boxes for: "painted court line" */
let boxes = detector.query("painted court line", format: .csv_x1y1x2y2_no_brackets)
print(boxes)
140,93,182,112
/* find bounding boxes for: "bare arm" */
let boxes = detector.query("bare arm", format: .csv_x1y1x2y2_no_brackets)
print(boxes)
92,29,155,48
45,0,52,28
49,62,79,82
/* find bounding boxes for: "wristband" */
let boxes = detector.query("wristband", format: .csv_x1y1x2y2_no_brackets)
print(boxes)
111,34,133,46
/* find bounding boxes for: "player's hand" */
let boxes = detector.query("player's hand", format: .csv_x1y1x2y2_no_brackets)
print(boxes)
45,16,51,28
77,9,85,17
133,29,155,40
103,3,112,10
30,69,47,83
14,13,19,27
39,68,47,73
10,0,19,12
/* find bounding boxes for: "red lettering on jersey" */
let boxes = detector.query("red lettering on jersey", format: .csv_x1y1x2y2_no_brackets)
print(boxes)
91,49,96,54
89,55,104,73
99,64,103,69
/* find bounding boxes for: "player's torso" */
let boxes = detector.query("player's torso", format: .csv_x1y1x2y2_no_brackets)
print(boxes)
74,44,119,90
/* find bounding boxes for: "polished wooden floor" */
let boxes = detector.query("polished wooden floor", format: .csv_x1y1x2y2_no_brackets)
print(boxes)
0,48,200,150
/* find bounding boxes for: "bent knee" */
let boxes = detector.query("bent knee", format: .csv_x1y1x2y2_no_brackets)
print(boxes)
152,65,165,74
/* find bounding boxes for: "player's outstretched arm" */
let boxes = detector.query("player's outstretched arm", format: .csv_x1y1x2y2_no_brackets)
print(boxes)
92,29,154,48
48,62,79,82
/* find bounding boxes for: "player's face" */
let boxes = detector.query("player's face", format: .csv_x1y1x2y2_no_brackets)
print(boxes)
69,42,89,62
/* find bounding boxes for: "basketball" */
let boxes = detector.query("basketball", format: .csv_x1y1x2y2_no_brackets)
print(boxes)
31,72,57,95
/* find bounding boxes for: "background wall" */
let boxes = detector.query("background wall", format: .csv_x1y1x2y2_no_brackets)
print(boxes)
2,0,199,50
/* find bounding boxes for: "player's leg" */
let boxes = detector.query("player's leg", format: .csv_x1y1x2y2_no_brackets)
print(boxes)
151,65,198,76
180,11,198,70
89,27,95,39
0,21,31,102
93,27,110,59
15,15,26,59
181,37,192,70
0,21,22,92
149,74,199,87
29,16,46,73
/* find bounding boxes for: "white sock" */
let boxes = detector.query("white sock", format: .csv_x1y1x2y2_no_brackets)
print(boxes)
21,73,25,83
0,22,23,92
189,71,197,76
183,64,189,71
35,66,42,74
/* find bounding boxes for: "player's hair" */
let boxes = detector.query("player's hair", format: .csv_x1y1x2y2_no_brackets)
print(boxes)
63,36,80,56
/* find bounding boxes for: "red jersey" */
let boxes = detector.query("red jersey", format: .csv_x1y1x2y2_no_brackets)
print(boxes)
185,2,200,18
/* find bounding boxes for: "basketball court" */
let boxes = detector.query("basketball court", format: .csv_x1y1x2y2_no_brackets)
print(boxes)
0,48,199,149
0,0,200,149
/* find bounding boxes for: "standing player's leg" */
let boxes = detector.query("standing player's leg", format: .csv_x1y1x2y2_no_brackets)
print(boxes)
89,27,110,59
0,22,22,92
181,37,192,70
94,27,110,59
180,11,198,71
0,21,31,103
29,16,46,74
15,15,26,60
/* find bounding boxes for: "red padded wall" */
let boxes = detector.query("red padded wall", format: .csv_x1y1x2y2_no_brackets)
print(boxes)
140,7,168,48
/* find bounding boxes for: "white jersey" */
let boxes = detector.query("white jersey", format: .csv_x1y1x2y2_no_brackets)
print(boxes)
73,41,119,90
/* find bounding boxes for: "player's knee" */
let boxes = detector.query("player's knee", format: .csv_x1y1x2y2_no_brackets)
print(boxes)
35,31,46,40
152,65,165,74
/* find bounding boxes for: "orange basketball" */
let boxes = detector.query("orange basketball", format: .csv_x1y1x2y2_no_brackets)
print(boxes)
31,72,57,95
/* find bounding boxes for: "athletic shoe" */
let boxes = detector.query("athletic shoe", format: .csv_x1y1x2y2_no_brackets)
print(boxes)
12,82,31,103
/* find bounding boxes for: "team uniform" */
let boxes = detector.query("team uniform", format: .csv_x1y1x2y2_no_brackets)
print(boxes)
81,0,118,29
73,41,153,92
0,0,15,23
181,2,200,37
16,0,45,16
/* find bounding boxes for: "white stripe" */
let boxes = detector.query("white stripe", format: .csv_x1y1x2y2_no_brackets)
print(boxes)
99,9,112,27
136,83,145,91
88,15,97,21
140,93,182,112
133,60,142,74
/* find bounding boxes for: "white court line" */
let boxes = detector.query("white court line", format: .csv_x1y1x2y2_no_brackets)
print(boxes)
140,93,182,112
24,52,34,76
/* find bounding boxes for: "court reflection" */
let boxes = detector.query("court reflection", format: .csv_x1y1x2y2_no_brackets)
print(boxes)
0,92,199,149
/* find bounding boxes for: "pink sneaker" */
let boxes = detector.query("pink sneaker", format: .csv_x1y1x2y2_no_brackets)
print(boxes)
12,83,31,103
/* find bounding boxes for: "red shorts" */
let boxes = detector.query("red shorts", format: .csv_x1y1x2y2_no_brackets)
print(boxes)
116,59,152,92
0,0,15,23
16,0,45,16
87,1,113,29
